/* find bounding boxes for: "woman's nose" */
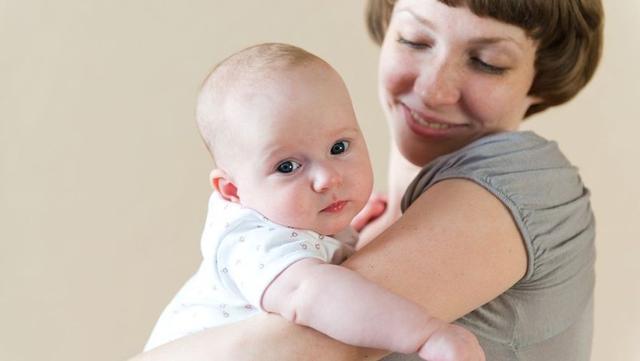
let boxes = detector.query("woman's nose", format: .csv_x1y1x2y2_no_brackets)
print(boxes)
312,163,342,193
414,58,462,107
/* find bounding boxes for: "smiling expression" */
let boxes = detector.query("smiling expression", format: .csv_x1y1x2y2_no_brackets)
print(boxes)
378,0,540,166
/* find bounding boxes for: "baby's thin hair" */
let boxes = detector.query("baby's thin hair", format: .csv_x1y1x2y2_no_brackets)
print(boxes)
196,43,324,165
202,42,319,88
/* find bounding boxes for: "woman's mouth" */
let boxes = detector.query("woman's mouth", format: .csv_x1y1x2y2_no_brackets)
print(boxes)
410,109,456,129
401,104,468,137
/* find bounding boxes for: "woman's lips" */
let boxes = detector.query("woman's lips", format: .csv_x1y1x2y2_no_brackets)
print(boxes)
322,200,348,213
401,104,468,138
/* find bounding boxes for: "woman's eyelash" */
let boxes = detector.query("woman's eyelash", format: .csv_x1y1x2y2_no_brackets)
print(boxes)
397,34,509,75
397,36,431,49
470,58,508,75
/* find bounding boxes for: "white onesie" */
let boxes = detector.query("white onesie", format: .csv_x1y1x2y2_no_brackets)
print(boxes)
144,192,356,351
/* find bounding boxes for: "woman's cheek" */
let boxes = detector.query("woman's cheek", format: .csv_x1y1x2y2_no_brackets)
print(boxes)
379,47,412,94
467,83,524,130
381,72,402,100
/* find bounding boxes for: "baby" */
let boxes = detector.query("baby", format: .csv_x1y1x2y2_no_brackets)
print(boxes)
144,43,484,361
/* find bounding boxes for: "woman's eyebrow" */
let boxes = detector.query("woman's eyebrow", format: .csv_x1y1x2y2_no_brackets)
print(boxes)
394,7,526,53
469,37,525,52
394,7,438,31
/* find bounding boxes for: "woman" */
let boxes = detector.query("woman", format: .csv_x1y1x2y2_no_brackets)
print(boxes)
132,0,603,360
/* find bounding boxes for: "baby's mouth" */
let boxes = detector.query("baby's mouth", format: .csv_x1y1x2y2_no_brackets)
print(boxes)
322,200,348,213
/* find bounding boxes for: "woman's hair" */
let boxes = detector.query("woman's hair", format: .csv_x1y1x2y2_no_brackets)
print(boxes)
366,0,604,117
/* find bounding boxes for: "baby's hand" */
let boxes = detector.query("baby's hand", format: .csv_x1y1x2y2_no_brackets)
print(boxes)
418,321,485,361
350,193,387,232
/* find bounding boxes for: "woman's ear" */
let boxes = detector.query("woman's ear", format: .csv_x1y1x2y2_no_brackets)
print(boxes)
210,169,240,203
526,93,544,108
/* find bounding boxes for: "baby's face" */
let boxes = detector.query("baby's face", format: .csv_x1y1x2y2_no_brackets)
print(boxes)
223,63,373,235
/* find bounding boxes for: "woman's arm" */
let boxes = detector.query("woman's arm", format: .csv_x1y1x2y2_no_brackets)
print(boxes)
130,312,383,361
130,178,527,361
347,179,527,322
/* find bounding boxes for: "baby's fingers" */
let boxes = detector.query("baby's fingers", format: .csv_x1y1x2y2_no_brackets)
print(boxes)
418,324,485,361
351,193,387,231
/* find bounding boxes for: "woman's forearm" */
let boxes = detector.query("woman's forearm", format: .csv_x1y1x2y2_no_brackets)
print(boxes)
131,179,526,361
130,313,385,361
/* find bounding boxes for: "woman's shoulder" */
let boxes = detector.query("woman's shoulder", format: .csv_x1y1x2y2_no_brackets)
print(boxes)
403,130,595,283
402,131,581,208
436,130,571,175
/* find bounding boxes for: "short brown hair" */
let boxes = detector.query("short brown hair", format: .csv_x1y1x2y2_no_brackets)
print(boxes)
366,0,604,117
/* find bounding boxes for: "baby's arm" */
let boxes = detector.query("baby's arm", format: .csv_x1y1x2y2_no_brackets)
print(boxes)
262,258,483,359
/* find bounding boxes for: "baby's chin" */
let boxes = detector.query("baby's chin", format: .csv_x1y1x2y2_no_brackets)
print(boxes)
267,214,353,237
311,221,353,237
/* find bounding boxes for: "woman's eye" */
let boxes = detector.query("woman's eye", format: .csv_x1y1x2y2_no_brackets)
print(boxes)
276,160,301,174
330,140,350,155
397,36,431,50
471,57,507,75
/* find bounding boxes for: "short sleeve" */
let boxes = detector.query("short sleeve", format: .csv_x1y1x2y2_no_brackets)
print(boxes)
395,131,596,360
401,131,595,283
215,221,334,309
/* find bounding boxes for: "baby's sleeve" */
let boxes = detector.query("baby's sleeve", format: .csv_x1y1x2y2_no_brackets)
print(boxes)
216,223,333,309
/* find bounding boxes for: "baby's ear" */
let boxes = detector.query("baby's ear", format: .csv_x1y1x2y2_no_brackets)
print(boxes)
210,169,240,203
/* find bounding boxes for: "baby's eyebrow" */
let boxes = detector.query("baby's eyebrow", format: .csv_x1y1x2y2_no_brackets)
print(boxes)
260,142,298,166
331,126,360,137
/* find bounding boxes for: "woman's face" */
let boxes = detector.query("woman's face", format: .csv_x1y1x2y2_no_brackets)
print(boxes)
378,0,539,166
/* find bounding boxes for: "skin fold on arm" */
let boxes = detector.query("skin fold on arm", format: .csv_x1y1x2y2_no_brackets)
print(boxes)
131,178,527,361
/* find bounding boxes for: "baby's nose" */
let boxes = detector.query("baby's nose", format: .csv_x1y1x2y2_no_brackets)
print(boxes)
312,163,342,192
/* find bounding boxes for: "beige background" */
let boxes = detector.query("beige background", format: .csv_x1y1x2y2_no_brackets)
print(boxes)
1,1,638,360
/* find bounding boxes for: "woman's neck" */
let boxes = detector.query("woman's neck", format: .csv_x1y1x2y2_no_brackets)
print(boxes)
386,143,423,220
355,142,425,247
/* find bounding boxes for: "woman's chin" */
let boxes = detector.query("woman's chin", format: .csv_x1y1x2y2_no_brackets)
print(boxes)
396,137,438,167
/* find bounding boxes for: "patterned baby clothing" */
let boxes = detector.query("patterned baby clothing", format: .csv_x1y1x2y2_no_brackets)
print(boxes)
144,192,356,350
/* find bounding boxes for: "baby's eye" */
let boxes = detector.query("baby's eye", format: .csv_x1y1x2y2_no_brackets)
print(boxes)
276,160,301,174
330,140,350,155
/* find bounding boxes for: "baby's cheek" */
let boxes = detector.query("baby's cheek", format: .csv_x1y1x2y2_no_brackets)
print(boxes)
271,201,311,229
354,168,375,212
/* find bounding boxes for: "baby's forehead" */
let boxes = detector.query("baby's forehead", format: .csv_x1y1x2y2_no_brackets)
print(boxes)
216,58,327,93
215,62,333,122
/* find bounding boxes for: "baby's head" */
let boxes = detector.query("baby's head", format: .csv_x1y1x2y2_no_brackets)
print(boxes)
196,43,373,235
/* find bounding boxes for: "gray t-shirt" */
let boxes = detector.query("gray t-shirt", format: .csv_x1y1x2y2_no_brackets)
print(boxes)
385,131,595,361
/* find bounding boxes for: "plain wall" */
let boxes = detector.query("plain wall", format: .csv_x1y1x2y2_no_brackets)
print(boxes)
1,1,638,360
